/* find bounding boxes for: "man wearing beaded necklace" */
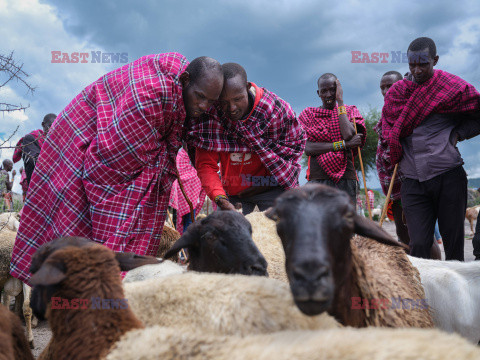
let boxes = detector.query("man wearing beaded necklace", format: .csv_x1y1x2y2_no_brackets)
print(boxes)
298,73,365,204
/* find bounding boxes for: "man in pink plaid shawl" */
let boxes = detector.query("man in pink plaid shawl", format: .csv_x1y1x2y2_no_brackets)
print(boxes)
299,73,366,204
186,63,306,215
169,148,207,234
10,53,224,284
380,37,480,260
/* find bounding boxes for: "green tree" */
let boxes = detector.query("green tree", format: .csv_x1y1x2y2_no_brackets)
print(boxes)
301,106,380,179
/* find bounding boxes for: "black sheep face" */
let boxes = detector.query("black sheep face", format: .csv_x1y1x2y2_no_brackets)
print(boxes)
266,184,396,316
165,210,268,276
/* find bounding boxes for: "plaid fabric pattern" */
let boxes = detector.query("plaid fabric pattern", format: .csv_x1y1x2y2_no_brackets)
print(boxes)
381,70,480,164
186,83,306,189
169,149,206,234
374,121,403,200
10,53,188,284
299,105,366,182
367,190,375,210
12,129,44,163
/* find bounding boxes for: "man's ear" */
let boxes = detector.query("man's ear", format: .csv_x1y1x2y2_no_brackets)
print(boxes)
180,71,190,87
433,55,439,66
316,89,320,97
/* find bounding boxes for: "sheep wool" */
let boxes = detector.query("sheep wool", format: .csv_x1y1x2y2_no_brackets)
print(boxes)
106,326,480,360
245,212,287,282
351,235,433,328
156,225,181,260
0,303,34,360
124,272,340,336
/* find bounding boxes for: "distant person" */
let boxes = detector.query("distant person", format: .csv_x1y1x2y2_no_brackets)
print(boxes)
13,113,56,187
0,159,15,211
19,167,28,202
379,37,480,261
299,74,365,205
473,187,480,260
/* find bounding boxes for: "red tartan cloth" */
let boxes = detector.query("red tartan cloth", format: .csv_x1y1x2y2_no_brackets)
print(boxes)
169,149,206,234
374,121,403,200
298,105,366,182
185,83,306,189
12,129,44,163
381,70,480,164
10,53,188,284
367,190,375,211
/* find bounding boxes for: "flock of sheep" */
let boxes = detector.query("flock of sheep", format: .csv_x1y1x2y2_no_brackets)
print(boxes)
1,184,480,359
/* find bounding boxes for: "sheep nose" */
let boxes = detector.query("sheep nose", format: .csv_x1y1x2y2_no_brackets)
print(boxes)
292,264,329,283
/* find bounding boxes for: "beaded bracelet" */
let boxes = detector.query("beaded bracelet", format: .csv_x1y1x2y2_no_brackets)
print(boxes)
214,194,229,204
332,140,346,151
337,106,347,115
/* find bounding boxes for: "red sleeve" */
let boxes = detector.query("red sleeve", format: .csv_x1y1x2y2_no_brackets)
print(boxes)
195,148,226,200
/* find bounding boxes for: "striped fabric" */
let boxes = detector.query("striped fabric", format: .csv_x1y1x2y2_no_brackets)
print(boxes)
186,83,306,189
299,105,366,182
381,70,480,165
169,149,206,234
10,53,188,284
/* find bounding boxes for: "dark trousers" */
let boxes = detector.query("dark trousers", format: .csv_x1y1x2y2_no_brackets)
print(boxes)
392,200,410,245
228,187,284,215
401,166,467,261
307,178,357,207
473,211,480,259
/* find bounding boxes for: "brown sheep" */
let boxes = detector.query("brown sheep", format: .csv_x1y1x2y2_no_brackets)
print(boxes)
265,184,433,328
465,206,480,235
0,303,33,360
29,236,160,360
156,224,181,260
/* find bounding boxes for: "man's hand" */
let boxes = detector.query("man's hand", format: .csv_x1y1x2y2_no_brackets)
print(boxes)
217,198,236,211
345,133,363,149
335,79,343,103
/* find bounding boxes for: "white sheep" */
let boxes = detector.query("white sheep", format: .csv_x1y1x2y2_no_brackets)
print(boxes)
123,260,185,283
0,212,20,232
408,255,480,343
107,325,480,360
245,211,287,282
124,272,340,336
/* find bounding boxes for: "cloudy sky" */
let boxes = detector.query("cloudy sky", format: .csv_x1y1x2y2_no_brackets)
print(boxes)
1,0,480,192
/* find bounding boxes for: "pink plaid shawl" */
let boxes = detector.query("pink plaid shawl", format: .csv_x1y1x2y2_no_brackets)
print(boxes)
186,83,306,189
299,105,366,182
381,70,480,164
10,53,188,284
169,149,206,234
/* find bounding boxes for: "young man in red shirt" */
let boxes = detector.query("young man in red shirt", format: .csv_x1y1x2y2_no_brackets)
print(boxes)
188,63,305,214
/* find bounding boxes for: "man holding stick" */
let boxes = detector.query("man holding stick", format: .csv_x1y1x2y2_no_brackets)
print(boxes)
299,73,366,205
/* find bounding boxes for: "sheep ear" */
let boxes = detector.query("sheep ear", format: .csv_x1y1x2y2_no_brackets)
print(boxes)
115,253,162,271
164,230,199,259
264,206,278,221
30,261,67,286
353,214,408,250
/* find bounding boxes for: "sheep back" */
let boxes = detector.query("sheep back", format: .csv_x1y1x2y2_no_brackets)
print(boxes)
124,272,340,336
245,212,287,283
107,326,480,360
351,235,434,328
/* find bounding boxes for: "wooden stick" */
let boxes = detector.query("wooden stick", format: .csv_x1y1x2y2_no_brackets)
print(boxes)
379,164,398,227
352,118,372,220
167,210,175,229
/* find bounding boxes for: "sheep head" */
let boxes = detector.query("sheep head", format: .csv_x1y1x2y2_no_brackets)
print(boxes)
265,184,403,316
164,210,268,276
29,237,161,320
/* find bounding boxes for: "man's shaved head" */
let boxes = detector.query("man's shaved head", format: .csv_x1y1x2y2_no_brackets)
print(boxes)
2,159,13,171
317,73,337,88
408,37,437,59
222,63,247,84
185,56,223,85
382,71,403,82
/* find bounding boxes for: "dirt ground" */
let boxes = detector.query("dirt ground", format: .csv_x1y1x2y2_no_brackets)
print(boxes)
28,219,477,358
